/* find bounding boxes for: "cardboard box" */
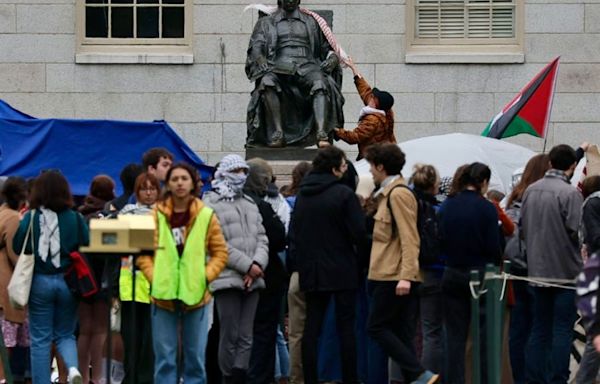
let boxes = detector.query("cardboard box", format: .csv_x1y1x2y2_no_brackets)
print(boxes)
80,215,155,253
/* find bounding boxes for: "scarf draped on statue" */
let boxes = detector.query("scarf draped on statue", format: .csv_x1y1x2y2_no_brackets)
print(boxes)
243,3,350,67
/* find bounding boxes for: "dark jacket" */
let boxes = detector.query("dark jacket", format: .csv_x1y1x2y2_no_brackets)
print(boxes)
439,190,502,269
583,196,600,255
13,209,89,275
582,195,600,338
247,192,287,292
290,172,366,292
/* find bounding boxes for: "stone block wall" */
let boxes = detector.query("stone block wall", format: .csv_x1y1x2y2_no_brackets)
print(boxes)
0,0,599,168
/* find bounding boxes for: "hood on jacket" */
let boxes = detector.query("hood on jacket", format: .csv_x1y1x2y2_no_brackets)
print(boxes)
78,195,108,217
244,158,273,197
298,172,340,196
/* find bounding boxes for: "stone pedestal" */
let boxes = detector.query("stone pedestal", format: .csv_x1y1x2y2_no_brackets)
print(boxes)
245,147,317,187
245,147,318,161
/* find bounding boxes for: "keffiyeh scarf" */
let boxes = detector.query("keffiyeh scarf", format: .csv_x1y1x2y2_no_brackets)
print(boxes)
38,207,61,268
212,171,248,201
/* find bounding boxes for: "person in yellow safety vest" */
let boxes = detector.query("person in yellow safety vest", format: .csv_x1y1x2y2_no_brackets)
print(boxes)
117,172,160,384
136,163,229,384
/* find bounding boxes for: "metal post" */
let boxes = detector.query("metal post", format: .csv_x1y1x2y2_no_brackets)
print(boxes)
131,254,137,384
498,261,511,383
106,260,113,384
0,324,13,384
486,264,501,384
470,270,481,384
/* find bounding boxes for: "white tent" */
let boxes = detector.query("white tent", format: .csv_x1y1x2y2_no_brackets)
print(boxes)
354,133,536,194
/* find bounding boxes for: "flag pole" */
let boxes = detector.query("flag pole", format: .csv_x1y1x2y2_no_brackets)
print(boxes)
542,134,548,153
542,57,560,154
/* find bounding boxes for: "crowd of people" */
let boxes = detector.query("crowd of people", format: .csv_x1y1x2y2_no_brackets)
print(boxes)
1,139,599,384
2,58,600,384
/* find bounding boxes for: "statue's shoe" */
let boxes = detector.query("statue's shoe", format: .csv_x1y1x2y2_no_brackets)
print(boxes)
267,140,285,148
316,130,328,142
267,131,285,147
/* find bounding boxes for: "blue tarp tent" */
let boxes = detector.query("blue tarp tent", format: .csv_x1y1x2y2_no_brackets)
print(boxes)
0,100,213,196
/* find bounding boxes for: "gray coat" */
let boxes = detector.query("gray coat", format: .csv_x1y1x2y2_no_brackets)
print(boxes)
203,191,269,292
521,173,583,280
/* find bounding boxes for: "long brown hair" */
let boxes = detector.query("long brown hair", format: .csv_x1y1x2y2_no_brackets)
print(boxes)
506,153,550,207
29,170,74,212
448,164,470,197
282,161,312,197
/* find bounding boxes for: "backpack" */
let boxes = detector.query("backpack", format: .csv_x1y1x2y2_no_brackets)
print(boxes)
387,185,441,267
576,252,600,334
504,225,527,273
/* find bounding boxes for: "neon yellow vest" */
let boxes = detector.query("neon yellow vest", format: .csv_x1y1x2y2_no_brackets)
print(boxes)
151,207,212,306
119,256,151,303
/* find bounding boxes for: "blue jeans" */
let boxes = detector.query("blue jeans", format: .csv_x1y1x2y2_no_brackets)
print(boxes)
274,327,290,380
526,287,577,384
151,303,209,384
28,273,79,384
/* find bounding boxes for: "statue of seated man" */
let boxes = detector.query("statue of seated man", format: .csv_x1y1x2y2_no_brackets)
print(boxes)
245,0,345,148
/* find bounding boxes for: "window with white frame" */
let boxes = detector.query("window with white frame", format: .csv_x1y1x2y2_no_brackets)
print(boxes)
406,0,524,63
76,0,193,64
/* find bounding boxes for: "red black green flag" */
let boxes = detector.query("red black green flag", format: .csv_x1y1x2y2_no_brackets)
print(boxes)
482,57,560,139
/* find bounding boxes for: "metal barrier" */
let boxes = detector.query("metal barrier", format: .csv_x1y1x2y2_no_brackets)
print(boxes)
469,261,511,384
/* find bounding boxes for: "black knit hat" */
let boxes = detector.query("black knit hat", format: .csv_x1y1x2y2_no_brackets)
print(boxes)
372,88,394,111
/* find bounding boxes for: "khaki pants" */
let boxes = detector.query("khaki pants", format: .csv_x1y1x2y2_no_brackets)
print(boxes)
288,272,306,384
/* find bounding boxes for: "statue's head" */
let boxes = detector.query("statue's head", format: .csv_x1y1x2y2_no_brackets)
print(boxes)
282,0,300,12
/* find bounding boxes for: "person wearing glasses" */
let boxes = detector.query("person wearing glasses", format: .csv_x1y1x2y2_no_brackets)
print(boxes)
118,172,161,384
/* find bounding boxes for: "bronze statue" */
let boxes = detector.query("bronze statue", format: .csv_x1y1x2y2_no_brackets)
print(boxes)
245,0,345,148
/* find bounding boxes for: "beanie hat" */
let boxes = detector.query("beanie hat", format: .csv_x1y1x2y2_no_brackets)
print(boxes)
372,88,394,111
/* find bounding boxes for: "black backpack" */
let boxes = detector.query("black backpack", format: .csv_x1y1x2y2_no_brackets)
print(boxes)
387,185,441,267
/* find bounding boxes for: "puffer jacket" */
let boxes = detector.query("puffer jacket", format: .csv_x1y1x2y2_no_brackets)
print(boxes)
335,77,396,160
203,191,269,292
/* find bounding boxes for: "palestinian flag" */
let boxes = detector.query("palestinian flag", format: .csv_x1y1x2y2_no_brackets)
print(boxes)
482,57,560,139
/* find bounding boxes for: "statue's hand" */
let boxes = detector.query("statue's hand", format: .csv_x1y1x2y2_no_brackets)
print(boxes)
256,56,270,73
320,54,339,74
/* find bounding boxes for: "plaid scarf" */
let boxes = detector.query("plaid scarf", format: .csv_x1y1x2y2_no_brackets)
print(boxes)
244,4,350,67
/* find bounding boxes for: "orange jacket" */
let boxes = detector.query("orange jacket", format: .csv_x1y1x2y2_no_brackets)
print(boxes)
492,200,515,236
335,77,396,159
137,197,228,312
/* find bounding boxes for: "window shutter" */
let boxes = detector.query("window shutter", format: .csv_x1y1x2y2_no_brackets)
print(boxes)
415,0,515,41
